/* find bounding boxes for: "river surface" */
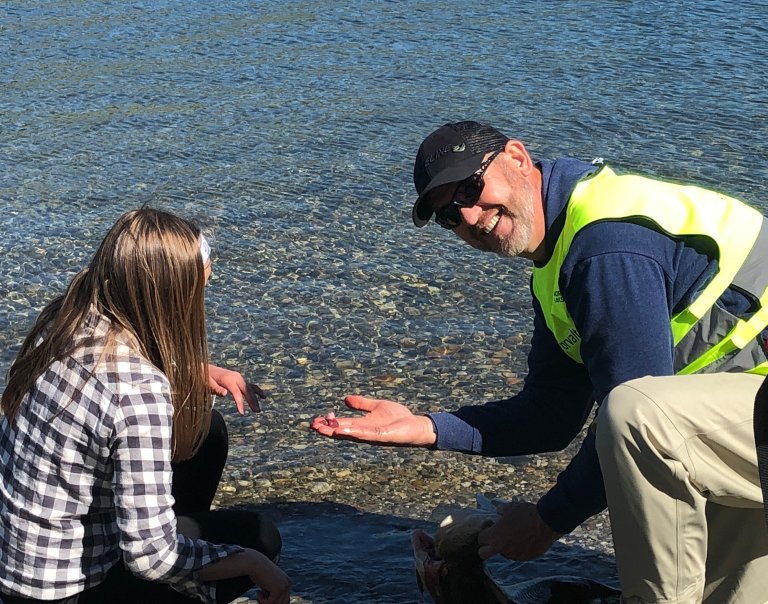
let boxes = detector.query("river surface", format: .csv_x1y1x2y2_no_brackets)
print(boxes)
1,1,767,602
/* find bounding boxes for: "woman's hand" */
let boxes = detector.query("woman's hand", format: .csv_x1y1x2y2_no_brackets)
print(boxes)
248,551,292,604
206,363,266,415
197,548,291,604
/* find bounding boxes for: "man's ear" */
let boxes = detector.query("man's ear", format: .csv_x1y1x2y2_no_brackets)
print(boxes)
503,139,533,175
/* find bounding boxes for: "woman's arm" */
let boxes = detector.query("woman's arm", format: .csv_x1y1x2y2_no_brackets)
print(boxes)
111,371,241,602
196,548,291,604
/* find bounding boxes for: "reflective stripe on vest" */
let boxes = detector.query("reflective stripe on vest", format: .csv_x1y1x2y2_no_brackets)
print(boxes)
532,166,768,375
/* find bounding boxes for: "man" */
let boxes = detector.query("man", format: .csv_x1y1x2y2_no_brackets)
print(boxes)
311,121,768,603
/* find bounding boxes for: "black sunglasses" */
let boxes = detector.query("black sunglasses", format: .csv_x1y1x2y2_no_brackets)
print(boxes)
434,149,502,229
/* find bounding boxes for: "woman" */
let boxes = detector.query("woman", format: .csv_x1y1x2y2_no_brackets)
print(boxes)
0,208,291,604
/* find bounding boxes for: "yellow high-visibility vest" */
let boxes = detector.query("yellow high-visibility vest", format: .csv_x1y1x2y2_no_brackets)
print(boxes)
532,166,768,375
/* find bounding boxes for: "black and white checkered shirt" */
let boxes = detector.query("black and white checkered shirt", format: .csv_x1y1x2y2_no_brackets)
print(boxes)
0,310,239,602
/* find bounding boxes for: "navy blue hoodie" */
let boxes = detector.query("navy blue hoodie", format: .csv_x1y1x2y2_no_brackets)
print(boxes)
427,157,756,533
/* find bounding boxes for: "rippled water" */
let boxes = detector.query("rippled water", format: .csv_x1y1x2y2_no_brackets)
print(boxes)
2,1,768,601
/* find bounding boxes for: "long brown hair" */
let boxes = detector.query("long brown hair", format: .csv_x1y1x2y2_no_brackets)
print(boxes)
2,208,211,461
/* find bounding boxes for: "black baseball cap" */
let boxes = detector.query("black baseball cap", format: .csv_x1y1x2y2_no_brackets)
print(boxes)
412,121,509,227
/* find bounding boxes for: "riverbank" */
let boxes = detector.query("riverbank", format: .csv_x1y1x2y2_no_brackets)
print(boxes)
215,416,616,603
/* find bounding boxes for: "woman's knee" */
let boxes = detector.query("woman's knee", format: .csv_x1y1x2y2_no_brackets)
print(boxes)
228,511,282,561
192,510,283,562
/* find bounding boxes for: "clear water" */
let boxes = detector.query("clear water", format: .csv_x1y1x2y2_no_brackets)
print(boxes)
1,1,767,601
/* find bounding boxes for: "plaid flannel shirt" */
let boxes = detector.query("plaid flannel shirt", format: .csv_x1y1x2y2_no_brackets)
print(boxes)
0,310,239,602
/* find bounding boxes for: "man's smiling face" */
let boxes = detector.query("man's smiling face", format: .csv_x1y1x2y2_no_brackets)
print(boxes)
428,146,538,259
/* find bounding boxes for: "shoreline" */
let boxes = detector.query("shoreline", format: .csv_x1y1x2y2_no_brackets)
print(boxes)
216,420,616,603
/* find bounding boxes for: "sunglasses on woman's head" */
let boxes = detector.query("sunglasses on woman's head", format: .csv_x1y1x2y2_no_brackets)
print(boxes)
434,149,503,229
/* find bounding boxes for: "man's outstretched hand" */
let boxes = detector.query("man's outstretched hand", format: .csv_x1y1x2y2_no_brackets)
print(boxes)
310,395,437,447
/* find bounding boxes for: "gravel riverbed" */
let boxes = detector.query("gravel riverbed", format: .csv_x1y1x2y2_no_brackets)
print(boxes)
214,411,616,603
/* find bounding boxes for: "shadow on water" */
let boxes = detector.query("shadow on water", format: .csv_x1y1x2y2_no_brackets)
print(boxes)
233,501,618,604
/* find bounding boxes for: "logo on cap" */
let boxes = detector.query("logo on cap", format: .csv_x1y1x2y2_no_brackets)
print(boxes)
423,144,452,168
451,143,466,152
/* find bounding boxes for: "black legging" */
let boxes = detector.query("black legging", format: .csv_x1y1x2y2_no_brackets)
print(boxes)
3,409,281,604
173,407,232,515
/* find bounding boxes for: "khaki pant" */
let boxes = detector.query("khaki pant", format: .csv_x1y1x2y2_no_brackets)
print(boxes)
595,373,768,604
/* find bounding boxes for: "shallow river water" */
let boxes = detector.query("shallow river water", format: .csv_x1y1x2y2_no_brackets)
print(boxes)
2,2,767,602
